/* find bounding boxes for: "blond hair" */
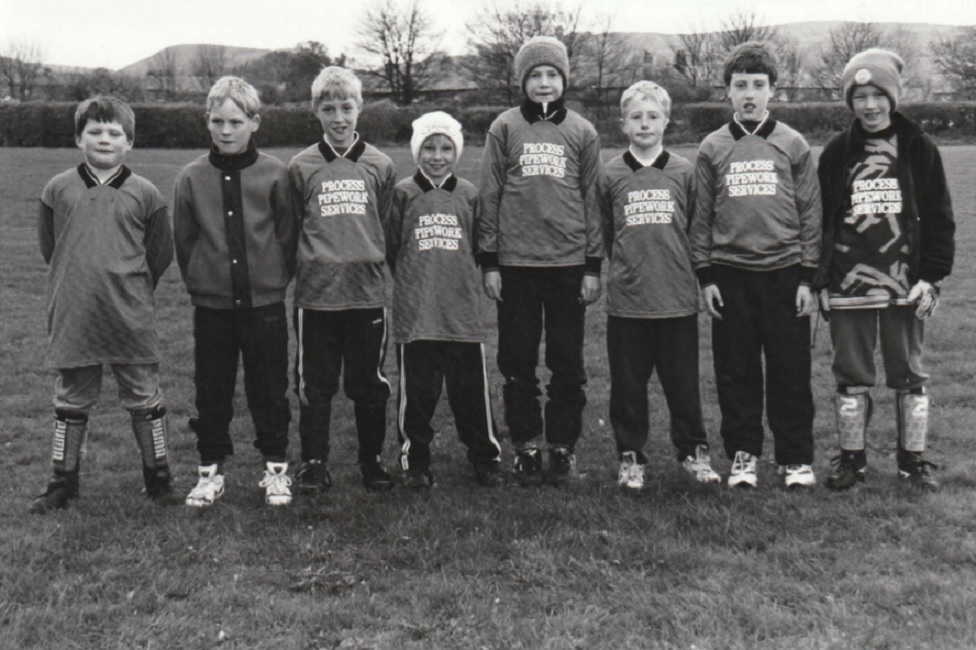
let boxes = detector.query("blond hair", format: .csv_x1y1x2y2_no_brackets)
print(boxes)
310,66,363,108
620,81,672,118
207,76,261,116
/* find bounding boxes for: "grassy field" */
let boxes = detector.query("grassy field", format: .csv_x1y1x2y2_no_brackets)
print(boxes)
1,143,975,650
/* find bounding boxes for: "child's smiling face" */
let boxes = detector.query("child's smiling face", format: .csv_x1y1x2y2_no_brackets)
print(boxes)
418,134,456,184
728,72,773,122
315,96,360,149
524,65,564,104
851,85,892,132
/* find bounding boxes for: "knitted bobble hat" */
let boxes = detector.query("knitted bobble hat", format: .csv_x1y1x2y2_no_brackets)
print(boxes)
842,48,904,111
514,35,570,91
410,111,463,163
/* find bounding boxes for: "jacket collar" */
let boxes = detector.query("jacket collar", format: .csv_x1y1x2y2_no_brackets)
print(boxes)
318,134,366,162
623,149,670,173
208,138,259,171
77,163,131,189
414,169,457,193
520,96,567,125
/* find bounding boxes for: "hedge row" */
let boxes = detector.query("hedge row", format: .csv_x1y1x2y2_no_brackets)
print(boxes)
2,100,974,148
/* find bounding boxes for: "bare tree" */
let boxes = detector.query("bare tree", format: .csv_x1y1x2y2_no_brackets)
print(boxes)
775,35,805,101
146,47,179,100
671,27,720,88
808,22,922,100
0,41,47,100
809,22,885,94
931,26,976,99
355,0,441,105
580,14,638,91
193,45,228,87
464,1,585,104
717,11,779,55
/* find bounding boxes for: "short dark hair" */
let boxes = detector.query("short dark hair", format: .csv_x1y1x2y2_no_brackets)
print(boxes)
723,41,778,86
74,96,135,141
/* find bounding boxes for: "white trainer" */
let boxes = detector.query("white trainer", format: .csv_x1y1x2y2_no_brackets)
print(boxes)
681,444,721,484
780,464,816,489
185,464,225,507
728,451,758,488
260,462,292,506
617,451,645,491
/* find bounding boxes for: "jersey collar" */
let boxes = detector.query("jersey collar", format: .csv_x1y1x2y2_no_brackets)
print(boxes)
77,163,131,189
520,96,567,125
623,149,670,173
729,112,777,141
415,169,457,193
318,134,366,162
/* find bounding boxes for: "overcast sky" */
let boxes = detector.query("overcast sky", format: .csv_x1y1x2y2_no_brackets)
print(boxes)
2,0,974,70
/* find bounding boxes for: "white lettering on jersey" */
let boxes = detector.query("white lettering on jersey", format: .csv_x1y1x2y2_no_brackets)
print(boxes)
415,213,462,251
724,159,779,198
519,142,567,178
623,188,674,225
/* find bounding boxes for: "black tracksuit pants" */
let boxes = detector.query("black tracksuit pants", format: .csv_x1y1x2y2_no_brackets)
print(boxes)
607,314,709,463
190,303,291,464
396,340,501,470
294,307,390,464
496,265,587,450
710,264,814,465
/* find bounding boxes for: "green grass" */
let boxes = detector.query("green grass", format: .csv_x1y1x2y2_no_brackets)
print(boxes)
1,144,975,649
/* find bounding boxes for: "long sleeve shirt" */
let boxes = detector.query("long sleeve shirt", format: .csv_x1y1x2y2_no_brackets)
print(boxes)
387,172,486,343
39,164,172,367
598,150,699,318
477,98,603,274
689,117,821,286
288,137,396,310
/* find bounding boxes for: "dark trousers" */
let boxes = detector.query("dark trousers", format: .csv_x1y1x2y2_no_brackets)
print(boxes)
711,265,814,465
497,266,587,449
396,341,501,470
607,315,708,463
190,303,291,464
294,307,390,464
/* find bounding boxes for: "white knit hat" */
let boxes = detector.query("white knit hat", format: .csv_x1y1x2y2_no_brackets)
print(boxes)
410,111,463,163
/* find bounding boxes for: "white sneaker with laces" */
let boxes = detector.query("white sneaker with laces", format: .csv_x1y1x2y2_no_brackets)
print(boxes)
681,444,721,484
780,464,816,488
728,451,758,488
260,462,292,506
617,451,645,491
185,464,225,507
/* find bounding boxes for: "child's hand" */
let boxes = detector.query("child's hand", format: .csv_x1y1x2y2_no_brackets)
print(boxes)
908,280,939,319
579,275,601,305
795,285,815,317
703,284,723,319
818,289,831,313
483,270,503,301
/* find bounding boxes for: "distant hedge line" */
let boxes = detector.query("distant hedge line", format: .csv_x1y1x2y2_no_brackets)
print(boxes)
2,100,974,148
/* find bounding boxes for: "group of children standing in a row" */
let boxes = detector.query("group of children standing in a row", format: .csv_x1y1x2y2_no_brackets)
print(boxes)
29,37,955,513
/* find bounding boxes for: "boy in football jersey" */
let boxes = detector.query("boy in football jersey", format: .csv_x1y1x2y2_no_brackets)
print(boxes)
289,67,397,493
174,76,297,508
814,49,954,491
689,42,822,489
387,112,503,488
31,96,177,512
478,36,603,486
598,81,720,491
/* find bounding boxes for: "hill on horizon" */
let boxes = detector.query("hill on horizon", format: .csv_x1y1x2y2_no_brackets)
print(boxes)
118,44,270,76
